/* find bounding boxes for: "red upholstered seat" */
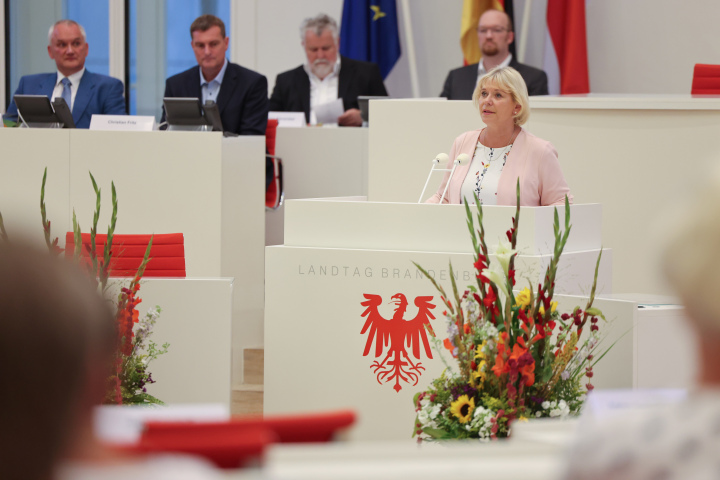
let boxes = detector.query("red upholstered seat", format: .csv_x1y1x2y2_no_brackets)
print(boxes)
128,410,356,469
691,64,720,94
265,119,284,210
64,232,186,277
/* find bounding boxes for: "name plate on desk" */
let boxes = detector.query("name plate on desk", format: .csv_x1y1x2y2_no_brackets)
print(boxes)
269,111,306,128
90,115,157,131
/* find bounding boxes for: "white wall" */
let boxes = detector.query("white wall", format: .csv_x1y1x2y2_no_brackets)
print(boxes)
232,0,720,98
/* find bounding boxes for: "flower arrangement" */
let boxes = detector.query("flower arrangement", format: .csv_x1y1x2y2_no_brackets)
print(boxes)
0,168,169,405
412,184,607,441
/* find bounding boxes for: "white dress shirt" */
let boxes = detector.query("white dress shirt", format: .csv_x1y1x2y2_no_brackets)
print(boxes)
304,57,342,125
51,68,85,111
476,54,513,81
200,58,228,105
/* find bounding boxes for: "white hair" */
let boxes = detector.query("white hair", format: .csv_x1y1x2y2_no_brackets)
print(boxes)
48,20,87,45
300,13,338,44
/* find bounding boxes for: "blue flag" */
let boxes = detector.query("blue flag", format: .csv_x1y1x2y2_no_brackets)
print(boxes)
339,0,401,79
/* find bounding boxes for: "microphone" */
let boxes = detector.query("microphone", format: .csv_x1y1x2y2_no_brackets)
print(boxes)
418,153,469,203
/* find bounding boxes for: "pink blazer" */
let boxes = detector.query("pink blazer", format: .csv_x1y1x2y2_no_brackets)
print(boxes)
426,128,573,206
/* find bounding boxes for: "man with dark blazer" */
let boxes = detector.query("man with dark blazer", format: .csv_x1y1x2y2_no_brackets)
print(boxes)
5,20,125,128
440,10,548,99
163,15,268,136
269,14,387,126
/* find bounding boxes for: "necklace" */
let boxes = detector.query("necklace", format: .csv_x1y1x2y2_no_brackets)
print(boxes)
472,127,518,204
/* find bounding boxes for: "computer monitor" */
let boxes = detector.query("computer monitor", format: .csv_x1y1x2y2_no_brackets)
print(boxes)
357,96,388,123
13,95,75,128
163,97,223,132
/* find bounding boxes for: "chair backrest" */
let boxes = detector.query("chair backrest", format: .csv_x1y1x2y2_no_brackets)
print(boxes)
691,64,720,94
63,233,186,277
266,119,279,156
126,425,273,469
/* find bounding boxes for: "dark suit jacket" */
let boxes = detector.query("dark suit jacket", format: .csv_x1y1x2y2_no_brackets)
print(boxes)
440,58,549,99
163,62,268,136
5,70,126,128
269,56,388,123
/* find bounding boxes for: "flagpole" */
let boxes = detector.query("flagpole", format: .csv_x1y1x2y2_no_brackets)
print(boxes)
400,0,421,98
517,0,534,63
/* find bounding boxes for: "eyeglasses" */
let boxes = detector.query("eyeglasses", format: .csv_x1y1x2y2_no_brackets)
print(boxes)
477,27,509,35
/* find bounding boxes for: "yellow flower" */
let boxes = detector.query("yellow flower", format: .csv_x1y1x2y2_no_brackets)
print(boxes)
514,287,532,309
539,301,558,316
472,360,487,383
474,341,487,360
450,395,475,423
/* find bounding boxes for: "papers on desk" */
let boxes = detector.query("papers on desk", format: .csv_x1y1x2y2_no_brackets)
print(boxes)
314,98,344,125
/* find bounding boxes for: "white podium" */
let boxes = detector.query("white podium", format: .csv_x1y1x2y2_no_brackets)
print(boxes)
265,199,616,441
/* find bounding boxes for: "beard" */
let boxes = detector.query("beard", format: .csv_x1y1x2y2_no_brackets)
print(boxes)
481,41,499,57
311,59,333,79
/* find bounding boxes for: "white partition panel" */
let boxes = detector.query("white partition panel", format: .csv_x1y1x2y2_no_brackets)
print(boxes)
134,278,233,406
0,129,71,246
69,130,224,276
266,127,368,245
0,129,266,388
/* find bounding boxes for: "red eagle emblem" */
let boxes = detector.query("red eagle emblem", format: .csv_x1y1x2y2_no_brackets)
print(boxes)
360,293,436,392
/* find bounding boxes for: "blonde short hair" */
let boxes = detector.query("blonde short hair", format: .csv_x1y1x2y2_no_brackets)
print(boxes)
662,168,720,333
472,66,530,126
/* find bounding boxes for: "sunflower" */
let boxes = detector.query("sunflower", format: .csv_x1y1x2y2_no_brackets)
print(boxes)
472,360,487,383
450,395,475,423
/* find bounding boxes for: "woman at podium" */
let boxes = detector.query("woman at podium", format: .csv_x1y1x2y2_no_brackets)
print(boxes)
426,67,571,206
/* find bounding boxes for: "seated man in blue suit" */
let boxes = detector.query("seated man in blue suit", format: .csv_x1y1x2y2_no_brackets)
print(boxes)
162,14,268,136
5,20,126,128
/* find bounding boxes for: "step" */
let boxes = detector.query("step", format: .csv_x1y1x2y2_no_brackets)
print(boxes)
232,384,263,416
243,348,264,385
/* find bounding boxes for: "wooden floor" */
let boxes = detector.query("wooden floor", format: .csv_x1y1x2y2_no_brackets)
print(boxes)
231,348,263,416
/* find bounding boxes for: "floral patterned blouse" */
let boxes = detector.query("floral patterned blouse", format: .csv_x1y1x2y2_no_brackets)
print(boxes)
460,141,513,205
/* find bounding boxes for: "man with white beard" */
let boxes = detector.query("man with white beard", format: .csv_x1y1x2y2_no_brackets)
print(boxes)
269,13,388,126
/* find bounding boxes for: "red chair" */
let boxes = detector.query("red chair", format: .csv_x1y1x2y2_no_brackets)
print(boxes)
265,119,284,210
64,232,186,277
691,64,720,94
132,410,356,468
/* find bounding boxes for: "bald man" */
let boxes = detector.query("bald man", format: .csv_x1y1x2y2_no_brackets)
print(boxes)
440,9,548,99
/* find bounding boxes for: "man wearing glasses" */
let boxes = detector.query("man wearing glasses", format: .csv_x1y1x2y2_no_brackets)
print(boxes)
440,9,548,99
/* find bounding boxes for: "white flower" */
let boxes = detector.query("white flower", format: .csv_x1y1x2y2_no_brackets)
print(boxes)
542,401,551,409
429,404,441,420
536,411,542,417
482,268,509,298
493,240,517,275
558,400,567,410
561,370,570,380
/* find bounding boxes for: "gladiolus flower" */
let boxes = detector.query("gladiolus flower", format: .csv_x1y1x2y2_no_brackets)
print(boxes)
493,240,517,275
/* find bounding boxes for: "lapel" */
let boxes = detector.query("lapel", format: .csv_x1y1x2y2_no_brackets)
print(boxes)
72,70,95,122
461,65,479,99
337,56,353,105
297,68,311,122
39,73,56,98
216,63,238,115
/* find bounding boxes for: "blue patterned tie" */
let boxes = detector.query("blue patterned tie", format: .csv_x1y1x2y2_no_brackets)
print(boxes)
60,77,72,109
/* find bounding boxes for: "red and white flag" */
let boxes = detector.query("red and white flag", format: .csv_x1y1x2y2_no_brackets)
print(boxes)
543,0,589,94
